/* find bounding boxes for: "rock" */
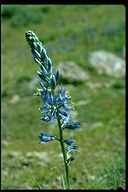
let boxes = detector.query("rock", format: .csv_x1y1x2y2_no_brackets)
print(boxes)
89,50,125,78
10,95,20,104
56,61,90,83
75,99,92,106
91,121,103,129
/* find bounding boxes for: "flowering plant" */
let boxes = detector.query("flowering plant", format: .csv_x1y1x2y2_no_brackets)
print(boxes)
25,30,81,189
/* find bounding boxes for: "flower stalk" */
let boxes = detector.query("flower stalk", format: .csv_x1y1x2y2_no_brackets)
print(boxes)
56,109,69,189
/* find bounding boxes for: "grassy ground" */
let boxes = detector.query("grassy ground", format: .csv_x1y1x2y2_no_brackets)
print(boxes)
1,5,125,189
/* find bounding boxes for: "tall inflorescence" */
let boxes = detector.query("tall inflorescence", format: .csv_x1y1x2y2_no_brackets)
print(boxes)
25,30,81,189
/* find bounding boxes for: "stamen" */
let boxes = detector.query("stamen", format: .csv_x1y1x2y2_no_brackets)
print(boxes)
66,90,71,98
37,88,42,92
71,101,75,110
53,106,57,110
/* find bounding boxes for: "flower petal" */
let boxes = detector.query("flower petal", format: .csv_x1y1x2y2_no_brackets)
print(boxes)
66,121,81,130
67,155,76,163
38,133,55,144
40,115,50,122
64,138,75,146
67,145,78,152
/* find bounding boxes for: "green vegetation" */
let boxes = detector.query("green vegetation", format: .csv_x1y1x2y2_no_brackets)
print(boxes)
1,5,125,189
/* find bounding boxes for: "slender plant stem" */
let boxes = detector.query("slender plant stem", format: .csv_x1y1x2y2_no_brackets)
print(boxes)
56,109,70,189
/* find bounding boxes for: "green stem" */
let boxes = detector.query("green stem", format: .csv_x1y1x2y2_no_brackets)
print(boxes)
56,110,70,189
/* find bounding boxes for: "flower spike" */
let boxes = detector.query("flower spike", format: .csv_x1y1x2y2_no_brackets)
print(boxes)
25,30,81,189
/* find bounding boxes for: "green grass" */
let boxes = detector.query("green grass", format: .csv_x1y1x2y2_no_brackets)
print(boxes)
1,5,125,189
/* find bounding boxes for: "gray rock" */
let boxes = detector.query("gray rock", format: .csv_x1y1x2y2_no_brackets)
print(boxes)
56,61,90,83
89,50,125,78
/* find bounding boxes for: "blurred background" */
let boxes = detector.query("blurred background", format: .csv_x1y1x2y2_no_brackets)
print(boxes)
1,5,125,189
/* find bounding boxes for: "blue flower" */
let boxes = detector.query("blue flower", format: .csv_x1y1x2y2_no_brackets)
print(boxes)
64,138,75,146
67,145,78,153
40,115,51,122
37,70,49,82
50,75,56,90
64,104,72,111
38,133,55,144
58,85,73,111
39,87,74,124
65,121,81,130
39,94,57,123
67,155,76,163
59,110,72,125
